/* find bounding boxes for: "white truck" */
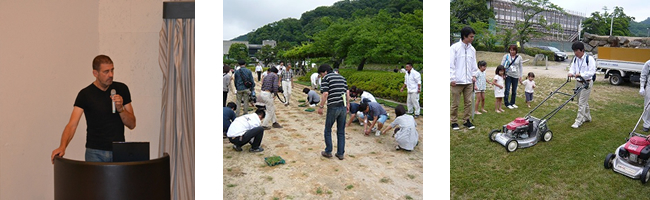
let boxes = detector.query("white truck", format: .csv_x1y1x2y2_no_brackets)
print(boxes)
596,47,650,85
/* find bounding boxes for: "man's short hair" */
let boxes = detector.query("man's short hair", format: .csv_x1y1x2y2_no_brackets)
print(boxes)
255,109,266,118
395,105,406,117
303,88,310,94
460,26,475,40
358,102,368,113
238,60,246,66
356,88,364,95
223,64,231,73
317,64,331,74
92,55,113,71
571,42,585,51
226,102,237,110
406,63,413,67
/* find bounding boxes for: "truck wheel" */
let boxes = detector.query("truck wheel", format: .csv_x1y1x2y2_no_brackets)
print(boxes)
609,73,623,85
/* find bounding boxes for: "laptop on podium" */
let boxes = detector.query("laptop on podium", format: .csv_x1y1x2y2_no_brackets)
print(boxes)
112,142,150,162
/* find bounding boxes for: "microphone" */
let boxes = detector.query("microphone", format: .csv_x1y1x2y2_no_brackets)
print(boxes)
111,89,116,113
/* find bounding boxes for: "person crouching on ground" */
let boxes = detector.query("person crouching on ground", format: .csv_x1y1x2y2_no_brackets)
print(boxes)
303,88,320,107
359,101,388,136
381,105,418,151
226,109,267,152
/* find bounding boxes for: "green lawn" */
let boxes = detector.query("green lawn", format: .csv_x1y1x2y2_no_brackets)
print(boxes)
450,76,650,199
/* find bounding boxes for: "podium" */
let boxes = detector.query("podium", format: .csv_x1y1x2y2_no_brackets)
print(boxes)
54,153,170,200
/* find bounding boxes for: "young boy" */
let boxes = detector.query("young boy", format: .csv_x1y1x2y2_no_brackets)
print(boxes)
520,72,536,108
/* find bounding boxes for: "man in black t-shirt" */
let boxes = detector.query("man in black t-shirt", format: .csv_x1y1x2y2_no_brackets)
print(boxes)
51,55,136,163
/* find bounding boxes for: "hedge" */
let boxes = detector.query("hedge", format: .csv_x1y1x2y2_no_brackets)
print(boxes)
522,47,555,60
298,68,423,106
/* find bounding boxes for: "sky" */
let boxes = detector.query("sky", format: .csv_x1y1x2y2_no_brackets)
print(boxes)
223,0,341,40
549,0,650,22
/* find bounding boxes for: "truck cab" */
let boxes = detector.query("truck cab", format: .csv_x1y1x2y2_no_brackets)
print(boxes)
597,47,650,85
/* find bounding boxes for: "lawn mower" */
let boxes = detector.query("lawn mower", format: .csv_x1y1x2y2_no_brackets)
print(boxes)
489,76,589,152
603,102,650,184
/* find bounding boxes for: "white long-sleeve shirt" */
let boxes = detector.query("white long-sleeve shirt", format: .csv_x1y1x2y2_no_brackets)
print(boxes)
568,54,596,81
226,113,261,137
640,60,650,88
450,40,478,84
404,69,421,93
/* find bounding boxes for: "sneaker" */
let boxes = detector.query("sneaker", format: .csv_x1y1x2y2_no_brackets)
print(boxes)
644,127,650,132
272,122,283,128
371,127,377,132
232,144,243,152
263,126,271,130
375,130,381,136
463,120,475,130
414,115,419,119
335,153,344,160
451,123,460,130
507,105,514,109
571,122,581,129
512,105,518,108
321,151,332,158
474,111,482,115
249,147,264,152
359,122,364,126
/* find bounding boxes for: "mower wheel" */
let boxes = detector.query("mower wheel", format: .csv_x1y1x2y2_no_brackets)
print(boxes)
489,129,499,142
505,139,518,152
542,131,553,142
604,153,615,169
642,165,650,184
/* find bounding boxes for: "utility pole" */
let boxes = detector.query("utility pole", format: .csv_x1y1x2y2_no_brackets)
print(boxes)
610,16,614,36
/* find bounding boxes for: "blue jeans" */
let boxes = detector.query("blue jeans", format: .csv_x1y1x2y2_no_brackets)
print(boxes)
504,76,519,107
85,148,113,162
324,106,347,156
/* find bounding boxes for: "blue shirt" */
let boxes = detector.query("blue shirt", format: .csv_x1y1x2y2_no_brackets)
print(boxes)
223,107,236,133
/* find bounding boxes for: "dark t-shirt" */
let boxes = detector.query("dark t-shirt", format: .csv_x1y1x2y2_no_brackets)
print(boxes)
223,107,236,133
349,103,360,113
74,82,132,151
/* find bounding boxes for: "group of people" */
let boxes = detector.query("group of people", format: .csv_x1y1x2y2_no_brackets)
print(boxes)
224,61,422,158
450,26,597,131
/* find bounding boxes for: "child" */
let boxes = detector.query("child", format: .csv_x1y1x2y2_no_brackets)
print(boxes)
474,61,490,114
520,72,536,108
493,65,506,113
381,105,418,151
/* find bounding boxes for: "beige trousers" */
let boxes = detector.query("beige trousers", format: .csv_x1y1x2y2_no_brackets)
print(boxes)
450,84,473,124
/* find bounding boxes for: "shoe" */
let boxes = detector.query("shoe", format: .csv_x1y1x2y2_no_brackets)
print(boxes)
644,127,649,132
414,115,419,119
249,147,264,152
463,120,475,130
375,130,381,136
263,126,271,130
321,151,332,158
284,103,289,107
571,122,581,129
335,153,344,160
481,109,488,113
451,123,460,130
512,105,518,108
272,122,283,128
496,110,502,113
474,111,482,115
359,122,364,126
507,105,514,109
232,144,242,152
371,127,377,132
395,145,402,150
309,104,316,107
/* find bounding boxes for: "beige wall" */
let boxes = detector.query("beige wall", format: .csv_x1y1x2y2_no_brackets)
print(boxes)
0,0,163,198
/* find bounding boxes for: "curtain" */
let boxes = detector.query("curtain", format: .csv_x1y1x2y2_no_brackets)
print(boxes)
159,18,195,200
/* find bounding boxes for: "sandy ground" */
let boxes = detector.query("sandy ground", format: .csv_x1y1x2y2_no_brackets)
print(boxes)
223,77,424,199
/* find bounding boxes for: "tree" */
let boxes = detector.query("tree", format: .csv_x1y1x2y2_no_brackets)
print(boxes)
254,45,276,66
511,0,564,50
227,43,248,62
582,6,634,36
450,0,494,36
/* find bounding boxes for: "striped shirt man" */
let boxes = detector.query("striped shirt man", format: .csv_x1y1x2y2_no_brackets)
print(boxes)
320,72,348,107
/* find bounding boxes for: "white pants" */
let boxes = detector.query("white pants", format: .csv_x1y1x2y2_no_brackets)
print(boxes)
407,92,421,116
282,80,292,104
643,89,650,128
575,81,593,125
260,91,276,126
